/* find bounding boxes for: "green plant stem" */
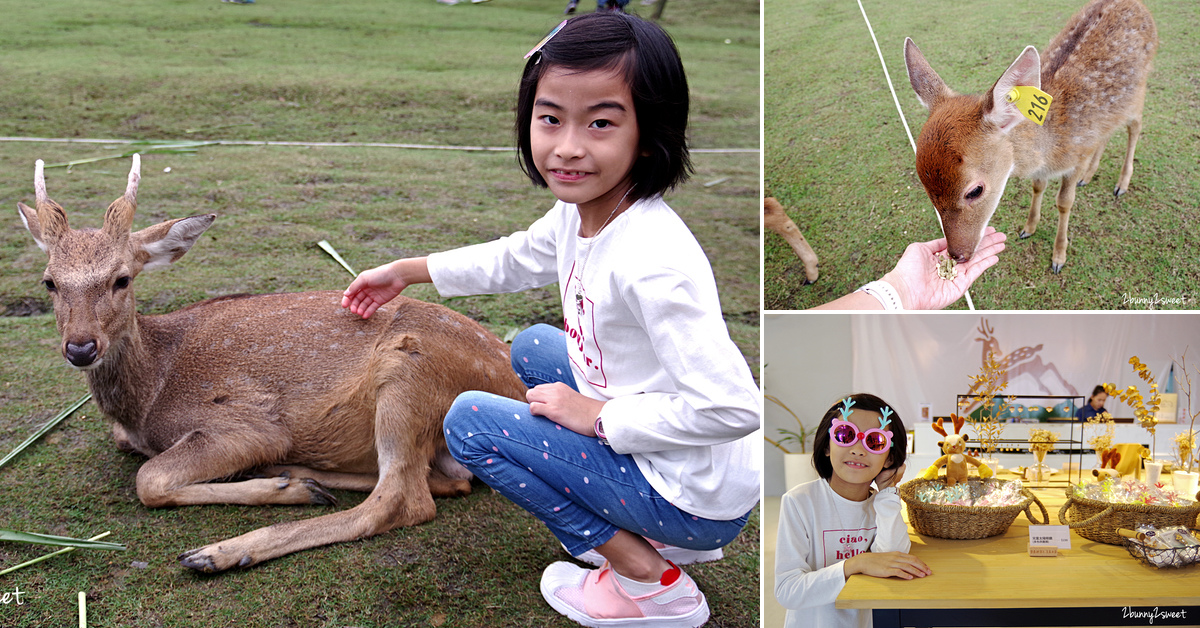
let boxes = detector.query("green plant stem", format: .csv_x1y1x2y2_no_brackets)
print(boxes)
0,531,118,577
0,393,91,469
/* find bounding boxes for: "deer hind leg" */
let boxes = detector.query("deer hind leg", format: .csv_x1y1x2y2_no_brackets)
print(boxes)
1019,178,1049,239
178,389,446,573
1114,117,1142,198
136,427,335,509
1076,143,1106,188
1051,174,1080,274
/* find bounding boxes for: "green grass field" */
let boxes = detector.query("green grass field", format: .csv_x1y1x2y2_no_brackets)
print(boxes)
765,0,1200,310
0,0,760,625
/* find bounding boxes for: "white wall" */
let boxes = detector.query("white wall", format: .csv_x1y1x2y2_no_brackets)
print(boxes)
762,313,853,496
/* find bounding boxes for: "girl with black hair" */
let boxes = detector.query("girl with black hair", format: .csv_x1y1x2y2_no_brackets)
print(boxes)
774,394,930,627
343,13,757,627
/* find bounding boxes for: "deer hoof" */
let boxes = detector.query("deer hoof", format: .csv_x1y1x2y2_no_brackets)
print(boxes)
1050,262,1065,274
302,478,337,506
179,548,221,573
1019,230,1032,239
1114,186,1126,198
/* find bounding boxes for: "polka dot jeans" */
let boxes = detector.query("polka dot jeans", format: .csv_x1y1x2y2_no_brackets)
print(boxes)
444,324,749,557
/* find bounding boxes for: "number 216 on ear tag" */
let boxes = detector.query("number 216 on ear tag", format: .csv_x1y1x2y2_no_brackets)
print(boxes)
1007,86,1054,126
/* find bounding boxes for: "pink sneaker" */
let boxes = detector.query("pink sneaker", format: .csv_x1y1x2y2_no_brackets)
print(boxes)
540,561,710,627
568,538,724,567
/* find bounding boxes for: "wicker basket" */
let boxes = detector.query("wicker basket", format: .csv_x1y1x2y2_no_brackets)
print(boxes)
1058,489,1200,546
899,478,1048,540
1122,529,1200,569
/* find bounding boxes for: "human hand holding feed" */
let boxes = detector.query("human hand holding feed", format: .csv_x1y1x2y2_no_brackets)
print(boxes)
882,226,1006,310
844,550,931,580
341,257,431,319
526,383,606,437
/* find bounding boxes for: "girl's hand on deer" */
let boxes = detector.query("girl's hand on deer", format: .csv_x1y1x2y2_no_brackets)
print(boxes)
874,463,906,490
883,227,1006,310
526,383,606,436
342,258,431,319
844,551,931,580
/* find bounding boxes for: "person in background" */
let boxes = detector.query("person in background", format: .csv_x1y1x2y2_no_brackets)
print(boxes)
1076,385,1109,421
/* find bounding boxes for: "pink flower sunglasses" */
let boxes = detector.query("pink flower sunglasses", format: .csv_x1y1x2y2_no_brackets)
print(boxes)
828,397,894,455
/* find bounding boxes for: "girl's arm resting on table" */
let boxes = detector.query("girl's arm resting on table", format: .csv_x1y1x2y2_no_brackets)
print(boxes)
870,488,911,554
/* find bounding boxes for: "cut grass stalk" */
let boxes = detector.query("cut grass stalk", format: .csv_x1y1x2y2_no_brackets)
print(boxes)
0,393,91,470
317,240,358,277
0,531,123,577
43,141,219,169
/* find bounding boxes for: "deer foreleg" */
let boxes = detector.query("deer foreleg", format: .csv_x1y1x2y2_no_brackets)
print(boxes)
1051,175,1079,273
1077,143,1105,188
257,465,379,492
1020,178,1048,239
136,428,333,508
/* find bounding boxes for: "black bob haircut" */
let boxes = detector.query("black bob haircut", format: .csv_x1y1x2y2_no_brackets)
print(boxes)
811,393,908,481
515,12,692,201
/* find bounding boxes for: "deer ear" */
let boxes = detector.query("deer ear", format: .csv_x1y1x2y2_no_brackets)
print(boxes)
984,45,1041,133
132,214,216,272
18,202,50,252
905,38,954,110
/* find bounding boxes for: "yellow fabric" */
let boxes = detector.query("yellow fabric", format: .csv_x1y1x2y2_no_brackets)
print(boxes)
1111,443,1149,476
977,463,994,479
922,464,939,480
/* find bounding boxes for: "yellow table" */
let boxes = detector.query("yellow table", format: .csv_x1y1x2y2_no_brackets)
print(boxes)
836,482,1200,627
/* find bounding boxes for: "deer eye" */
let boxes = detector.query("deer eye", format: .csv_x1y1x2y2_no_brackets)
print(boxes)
113,276,131,291
965,185,984,201
43,279,57,293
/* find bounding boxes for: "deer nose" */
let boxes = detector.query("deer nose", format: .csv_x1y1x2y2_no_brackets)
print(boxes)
65,340,99,367
950,251,972,264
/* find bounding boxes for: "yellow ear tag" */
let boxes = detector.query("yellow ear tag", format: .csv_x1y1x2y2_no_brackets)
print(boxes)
1006,86,1053,126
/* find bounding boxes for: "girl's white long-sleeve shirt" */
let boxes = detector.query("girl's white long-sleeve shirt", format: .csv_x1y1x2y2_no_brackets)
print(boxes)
426,196,761,520
774,479,910,628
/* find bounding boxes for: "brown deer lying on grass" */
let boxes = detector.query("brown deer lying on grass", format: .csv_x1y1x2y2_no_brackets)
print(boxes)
18,155,526,573
905,0,1157,273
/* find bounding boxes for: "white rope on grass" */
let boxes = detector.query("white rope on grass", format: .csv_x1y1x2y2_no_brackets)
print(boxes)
0,136,757,154
854,0,975,311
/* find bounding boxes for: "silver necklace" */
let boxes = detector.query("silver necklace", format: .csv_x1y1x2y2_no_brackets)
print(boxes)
575,186,634,314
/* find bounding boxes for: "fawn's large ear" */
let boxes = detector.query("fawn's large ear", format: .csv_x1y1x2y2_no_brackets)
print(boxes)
131,214,217,273
984,46,1041,133
904,38,954,110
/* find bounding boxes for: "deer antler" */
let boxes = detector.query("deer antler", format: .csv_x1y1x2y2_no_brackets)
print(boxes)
931,418,948,438
951,413,965,434
103,154,141,240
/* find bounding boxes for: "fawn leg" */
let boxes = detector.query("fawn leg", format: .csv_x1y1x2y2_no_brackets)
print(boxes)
1020,178,1048,239
136,428,334,508
1051,175,1079,274
1115,117,1142,197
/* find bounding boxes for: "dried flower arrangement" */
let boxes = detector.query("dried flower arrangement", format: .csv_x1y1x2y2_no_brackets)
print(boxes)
1104,356,1162,458
966,350,1011,458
